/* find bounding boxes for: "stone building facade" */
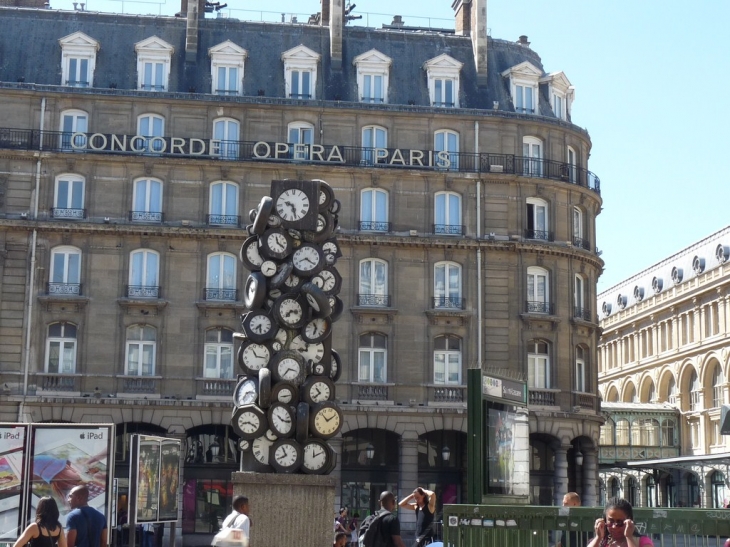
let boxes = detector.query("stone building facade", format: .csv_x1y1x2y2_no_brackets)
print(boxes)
0,0,603,539
598,225,730,508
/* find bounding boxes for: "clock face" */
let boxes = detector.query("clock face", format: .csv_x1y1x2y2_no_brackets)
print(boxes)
274,296,305,328
276,189,311,222
307,379,332,403
312,268,340,295
237,411,261,435
322,240,340,265
252,436,273,465
274,442,298,466
311,404,342,438
284,272,302,290
234,377,258,407
265,428,278,442
292,244,324,276
239,439,250,451
290,335,325,364
303,317,331,343
277,357,302,382
249,314,272,336
302,440,329,473
268,403,295,437
261,260,277,277
260,229,293,260
240,342,270,372
272,328,289,351
240,237,265,271
272,381,297,404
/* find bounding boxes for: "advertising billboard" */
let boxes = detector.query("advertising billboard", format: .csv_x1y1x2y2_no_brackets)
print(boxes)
131,435,180,524
0,424,28,540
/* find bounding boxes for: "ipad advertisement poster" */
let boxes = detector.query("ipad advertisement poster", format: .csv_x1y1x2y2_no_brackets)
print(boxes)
0,424,28,540
29,424,113,527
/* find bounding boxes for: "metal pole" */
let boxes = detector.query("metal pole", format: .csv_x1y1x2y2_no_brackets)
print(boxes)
467,368,483,503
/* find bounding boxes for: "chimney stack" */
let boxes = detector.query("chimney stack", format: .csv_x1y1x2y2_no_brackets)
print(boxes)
185,0,199,62
329,0,343,70
452,0,487,86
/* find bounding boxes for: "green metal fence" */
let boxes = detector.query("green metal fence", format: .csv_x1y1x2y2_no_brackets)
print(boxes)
442,505,730,547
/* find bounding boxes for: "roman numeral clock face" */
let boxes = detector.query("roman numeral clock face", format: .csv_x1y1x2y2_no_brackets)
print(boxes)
276,189,310,222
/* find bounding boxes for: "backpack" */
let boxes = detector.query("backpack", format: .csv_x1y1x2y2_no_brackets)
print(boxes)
358,510,390,547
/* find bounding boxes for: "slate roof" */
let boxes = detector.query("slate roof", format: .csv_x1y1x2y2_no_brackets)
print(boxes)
0,7,561,114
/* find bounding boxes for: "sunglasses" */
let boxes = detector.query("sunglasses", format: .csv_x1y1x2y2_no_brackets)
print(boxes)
606,520,625,527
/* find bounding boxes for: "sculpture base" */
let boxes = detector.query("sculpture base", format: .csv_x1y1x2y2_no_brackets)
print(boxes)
230,471,336,547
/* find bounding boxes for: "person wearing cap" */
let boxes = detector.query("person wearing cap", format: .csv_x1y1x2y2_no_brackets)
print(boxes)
378,492,406,547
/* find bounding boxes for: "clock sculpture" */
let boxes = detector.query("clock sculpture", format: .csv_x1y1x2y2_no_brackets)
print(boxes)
232,179,344,474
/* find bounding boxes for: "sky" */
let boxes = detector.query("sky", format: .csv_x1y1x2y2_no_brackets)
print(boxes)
61,0,730,294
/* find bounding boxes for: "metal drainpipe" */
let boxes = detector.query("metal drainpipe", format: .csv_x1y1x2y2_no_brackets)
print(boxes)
21,97,45,407
475,120,483,368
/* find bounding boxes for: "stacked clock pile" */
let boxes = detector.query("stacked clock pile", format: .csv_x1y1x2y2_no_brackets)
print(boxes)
232,179,345,475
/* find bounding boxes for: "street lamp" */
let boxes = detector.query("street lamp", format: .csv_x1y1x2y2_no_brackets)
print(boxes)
366,443,375,461
575,450,583,466
210,440,220,460
441,445,451,462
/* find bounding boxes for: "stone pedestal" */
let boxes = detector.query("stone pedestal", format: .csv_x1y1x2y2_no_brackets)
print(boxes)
231,472,336,547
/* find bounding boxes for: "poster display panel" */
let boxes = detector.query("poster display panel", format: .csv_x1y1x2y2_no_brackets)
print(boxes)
158,440,180,521
132,435,180,524
29,424,113,527
485,404,517,495
0,424,28,540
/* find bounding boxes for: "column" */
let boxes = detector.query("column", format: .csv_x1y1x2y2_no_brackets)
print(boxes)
582,447,598,507
513,408,530,498
399,433,419,537
330,437,344,516
553,444,569,507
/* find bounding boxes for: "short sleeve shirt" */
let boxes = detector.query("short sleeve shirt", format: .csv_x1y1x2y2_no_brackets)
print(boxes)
66,506,107,547
380,513,400,547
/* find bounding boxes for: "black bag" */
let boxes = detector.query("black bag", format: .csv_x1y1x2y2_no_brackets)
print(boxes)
358,510,390,547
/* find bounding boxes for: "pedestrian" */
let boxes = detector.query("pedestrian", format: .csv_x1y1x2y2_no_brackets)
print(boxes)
65,486,107,547
349,512,360,547
377,492,406,547
221,496,251,540
557,492,587,547
398,487,436,547
335,507,349,535
334,532,348,547
13,496,67,547
587,497,654,547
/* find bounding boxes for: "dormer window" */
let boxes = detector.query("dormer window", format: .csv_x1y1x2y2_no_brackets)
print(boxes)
423,54,463,108
135,36,174,92
59,32,99,88
539,71,574,121
282,45,320,100
353,49,392,104
502,61,542,115
208,40,247,96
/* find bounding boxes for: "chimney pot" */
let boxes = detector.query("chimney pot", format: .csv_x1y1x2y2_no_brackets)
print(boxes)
518,35,530,46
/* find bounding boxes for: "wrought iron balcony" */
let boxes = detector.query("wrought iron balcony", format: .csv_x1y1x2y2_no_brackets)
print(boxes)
37,373,78,392
126,285,161,298
359,221,391,232
432,102,455,108
524,229,553,241
197,377,235,397
140,84,165,91
206,214,240,226
289,93,312,99
205,287,237,301
432,296,466,309
357,293,391,307
48,282,81,295
528,388,559,406
66,80,90,88
432,385,466,403
434,224,465,236
51,207,85,219
129,211,163,223
215,89,240,96
119,376,157,393
356,383,389,401
573,307,592,321
525,300,554,314
0,128,601,194
572,236,591,250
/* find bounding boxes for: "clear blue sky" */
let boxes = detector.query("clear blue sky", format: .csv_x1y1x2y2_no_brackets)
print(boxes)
65,0,730,293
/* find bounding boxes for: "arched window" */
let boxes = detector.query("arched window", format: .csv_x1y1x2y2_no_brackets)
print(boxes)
626,476,638,506
45,322,77,373
131,177,163,222
526,197,549,240
361,125,387,165
575,346,587,392
527,339,550,388
522,136,543,177
434,130,459,171
358,259,388,306
646,475,657,507
125,325,156,376
288,121,314,160
689,369,701,411
434,191,463,235
59,109,88,149
666,376,677,405
204,328,234,379
208,181,239,226
526,266,550,314
360,188,389,231
137,113,165,153
624,382,636,403
53,174,85,219
712,363,724,408
212,118,240,159
574,274,587,319
567,146,578,183
128,249,160,298
609,477,620,498
359,333,387,383
712,471,726,508
434,262,462,309
644,380,656,403
49,246,82,295
687,473,700,507
206,253,237,301
434,335,461,384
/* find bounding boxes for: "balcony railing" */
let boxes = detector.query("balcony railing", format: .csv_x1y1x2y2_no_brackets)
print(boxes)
126,285,161,298
141,84,165,91
48,282,81,295
434,224,465,236
433,296,466,310
356,383,389,401
431,385,466,403
525,300,554,314
37,373,78,392
129,211,163,223
528,388,559,406
51,207,85,219
359,221,391,232
120,376,157,393
207,214,240,226
205,288,237,301
357,294,391,307
573,391,597,411
0,128,601,194
572,236,591,250
197,378,236,397
66,80,90,88
573,306,592,321
289,93,312,99
524,229,553,241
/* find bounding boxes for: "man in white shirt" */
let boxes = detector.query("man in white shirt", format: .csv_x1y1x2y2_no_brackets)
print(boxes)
221,496,251,541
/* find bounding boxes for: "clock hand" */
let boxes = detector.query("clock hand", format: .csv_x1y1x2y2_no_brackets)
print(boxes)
313,387,322,398
252,349,265,358
323,413,335,422
314,450,324,458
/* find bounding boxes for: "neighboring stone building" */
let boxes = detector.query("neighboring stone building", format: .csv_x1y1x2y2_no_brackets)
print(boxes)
598,225,730,508
0,0,603,539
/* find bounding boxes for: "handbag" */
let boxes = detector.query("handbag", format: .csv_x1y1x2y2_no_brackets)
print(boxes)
211,527,249,547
